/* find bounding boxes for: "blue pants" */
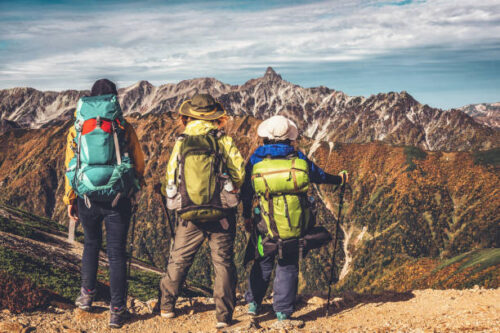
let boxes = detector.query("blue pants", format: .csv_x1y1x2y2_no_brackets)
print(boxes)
78,197,131,309
245,252,299,316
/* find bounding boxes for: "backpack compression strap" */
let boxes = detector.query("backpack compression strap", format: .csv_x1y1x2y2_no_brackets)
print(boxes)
251,158,302,193
259,175,281,240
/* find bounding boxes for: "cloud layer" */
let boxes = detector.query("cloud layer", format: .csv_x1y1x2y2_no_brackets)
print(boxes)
0,0,499,108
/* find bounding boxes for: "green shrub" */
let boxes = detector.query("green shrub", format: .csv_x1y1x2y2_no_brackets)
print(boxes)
0,246,80,300
473,148,500,166
404,146,427,172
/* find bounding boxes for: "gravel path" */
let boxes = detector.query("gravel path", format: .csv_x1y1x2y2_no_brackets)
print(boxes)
0,288,498,332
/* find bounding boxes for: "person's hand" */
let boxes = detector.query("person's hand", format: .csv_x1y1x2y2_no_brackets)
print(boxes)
338,170,349,185
68,203,79,221
244,218,253,233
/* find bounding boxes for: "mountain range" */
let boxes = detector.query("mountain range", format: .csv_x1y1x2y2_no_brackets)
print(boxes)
0,68,498,296
459,102,500,129
1,67,498,151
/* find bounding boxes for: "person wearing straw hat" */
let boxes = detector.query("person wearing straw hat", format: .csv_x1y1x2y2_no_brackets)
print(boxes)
159,93,245,329
241,115,348,326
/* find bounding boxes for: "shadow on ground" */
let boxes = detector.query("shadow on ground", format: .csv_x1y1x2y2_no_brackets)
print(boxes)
297,290,415,323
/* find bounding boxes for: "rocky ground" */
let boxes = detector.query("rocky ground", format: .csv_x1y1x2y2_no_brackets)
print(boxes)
0,287,498,333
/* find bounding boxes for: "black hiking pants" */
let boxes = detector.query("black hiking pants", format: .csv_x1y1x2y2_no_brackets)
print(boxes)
78,197,131,310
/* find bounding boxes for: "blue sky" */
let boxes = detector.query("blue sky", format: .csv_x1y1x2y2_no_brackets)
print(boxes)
0,0,499,109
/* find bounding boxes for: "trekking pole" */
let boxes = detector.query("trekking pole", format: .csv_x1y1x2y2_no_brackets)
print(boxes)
326,180,346,317
126,201,139,309
153,183,176,313
127,204,138,280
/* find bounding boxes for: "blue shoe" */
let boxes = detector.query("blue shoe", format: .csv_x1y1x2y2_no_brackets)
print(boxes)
247,301,259,316
276,312,288,321
75,287,96,311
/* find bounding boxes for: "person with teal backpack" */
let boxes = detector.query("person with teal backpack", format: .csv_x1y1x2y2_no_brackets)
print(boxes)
241,115,348,327
63,79,145,329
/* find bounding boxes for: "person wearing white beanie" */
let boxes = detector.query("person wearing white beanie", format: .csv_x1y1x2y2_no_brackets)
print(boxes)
240,115,348,326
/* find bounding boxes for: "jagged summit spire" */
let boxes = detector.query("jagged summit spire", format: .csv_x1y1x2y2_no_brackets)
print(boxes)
263,66,282,81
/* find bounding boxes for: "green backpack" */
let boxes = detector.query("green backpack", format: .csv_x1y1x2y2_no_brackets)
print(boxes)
65,94,137,206
175,130,227,222
251,156,311,240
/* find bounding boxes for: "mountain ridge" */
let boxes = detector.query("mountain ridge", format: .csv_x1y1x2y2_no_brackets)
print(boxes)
459,102,500,128
0,68,498,151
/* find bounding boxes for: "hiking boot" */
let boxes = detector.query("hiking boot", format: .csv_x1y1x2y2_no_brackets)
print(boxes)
109,306,131,329
247,301,259,316
160,310,175,318
272,313,304,329
215,321,229,329
276,312,288,321
75,287,96,311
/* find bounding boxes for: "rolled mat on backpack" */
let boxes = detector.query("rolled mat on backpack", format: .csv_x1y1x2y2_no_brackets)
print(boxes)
255,226,332,258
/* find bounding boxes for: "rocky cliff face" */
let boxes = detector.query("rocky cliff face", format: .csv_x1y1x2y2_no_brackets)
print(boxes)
459,102,500,129
0,88,86,128
1,68,498,151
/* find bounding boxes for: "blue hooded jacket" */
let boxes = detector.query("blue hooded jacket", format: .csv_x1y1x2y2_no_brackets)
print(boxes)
241,143,340,218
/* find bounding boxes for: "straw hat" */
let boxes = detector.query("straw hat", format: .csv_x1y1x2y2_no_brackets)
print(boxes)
178,93,226,120
257,115,299,141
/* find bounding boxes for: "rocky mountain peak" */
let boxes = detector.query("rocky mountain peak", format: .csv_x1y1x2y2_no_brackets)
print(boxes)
0,71,498,151
263,66,282,81
399,90,415,101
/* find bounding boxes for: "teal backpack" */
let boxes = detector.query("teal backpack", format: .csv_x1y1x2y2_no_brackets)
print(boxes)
65,94,137,206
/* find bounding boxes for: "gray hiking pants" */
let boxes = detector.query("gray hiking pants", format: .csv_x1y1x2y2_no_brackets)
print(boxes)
159,214,237,323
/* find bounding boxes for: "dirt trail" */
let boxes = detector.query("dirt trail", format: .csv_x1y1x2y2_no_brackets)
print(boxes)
0,288,498,332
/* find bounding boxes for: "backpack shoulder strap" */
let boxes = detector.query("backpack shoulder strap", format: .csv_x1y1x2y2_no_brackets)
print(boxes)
112,121,122,165
210,129,222,154
176,134,187,162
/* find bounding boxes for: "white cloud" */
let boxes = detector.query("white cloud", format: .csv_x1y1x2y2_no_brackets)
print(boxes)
0,0,499,89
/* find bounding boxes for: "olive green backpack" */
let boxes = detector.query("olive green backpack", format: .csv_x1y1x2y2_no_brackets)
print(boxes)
175,130,227,222
251,156,311,240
